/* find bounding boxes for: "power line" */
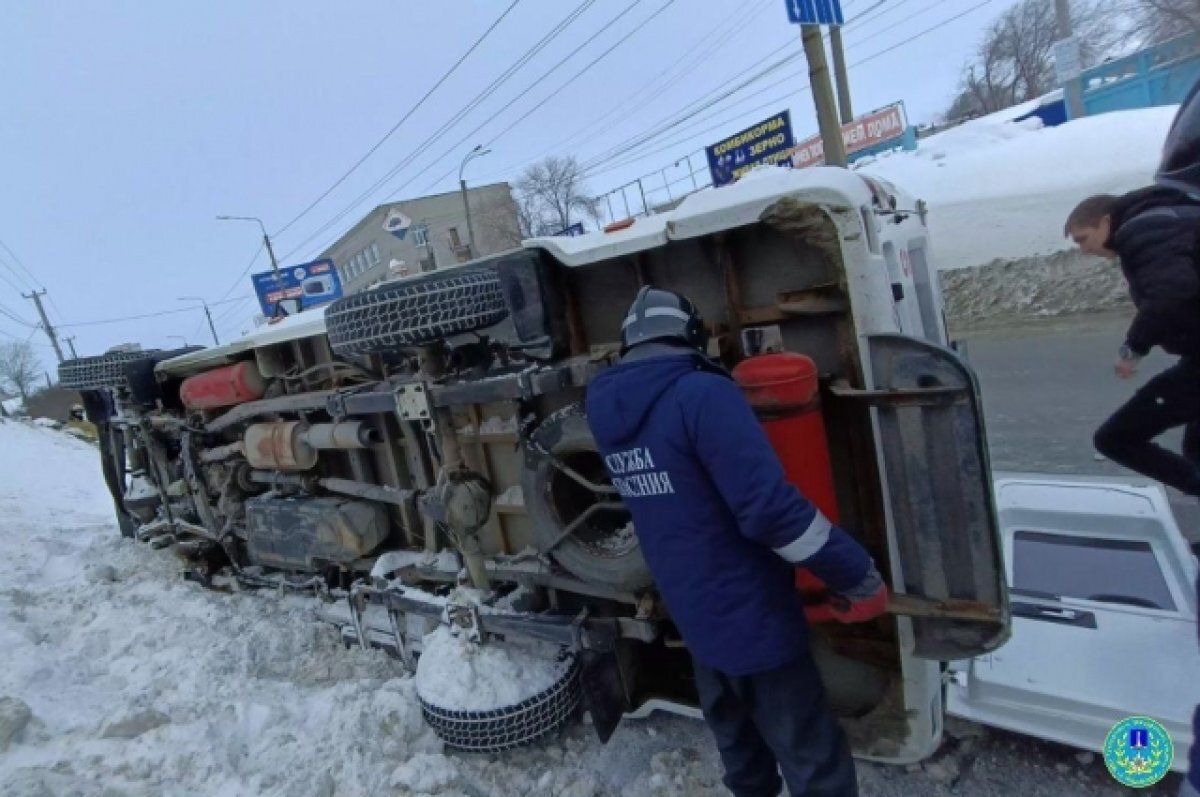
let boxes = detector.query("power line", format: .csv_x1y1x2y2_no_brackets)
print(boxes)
0,237,40,287
476,0,777,180
56,296,248,329
588,0,995,181
0,303,37,328
415,0,678,193
571,0,935,179
505,0,895,182
215,241,265,303
271,0,524,239
274,1,598,264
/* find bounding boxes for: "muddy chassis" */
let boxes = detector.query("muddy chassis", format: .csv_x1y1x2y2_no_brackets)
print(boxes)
73,336,687,745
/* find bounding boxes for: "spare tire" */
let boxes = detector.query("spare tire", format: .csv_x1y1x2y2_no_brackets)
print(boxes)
58,350,162,391
522,403,653,591
418,654,581,753
325,266,508,357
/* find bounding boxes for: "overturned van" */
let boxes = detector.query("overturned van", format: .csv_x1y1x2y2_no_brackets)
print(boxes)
62,166,1009,763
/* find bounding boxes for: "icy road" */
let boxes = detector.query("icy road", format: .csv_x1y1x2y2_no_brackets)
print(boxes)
0,419,1182,796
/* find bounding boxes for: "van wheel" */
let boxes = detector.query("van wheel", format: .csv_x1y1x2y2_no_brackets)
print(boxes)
522,404,653,592
325,266,508,357
58,350,162,391
418,653,581,752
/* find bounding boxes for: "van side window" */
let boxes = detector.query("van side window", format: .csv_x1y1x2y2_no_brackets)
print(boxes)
1012,531,1176,611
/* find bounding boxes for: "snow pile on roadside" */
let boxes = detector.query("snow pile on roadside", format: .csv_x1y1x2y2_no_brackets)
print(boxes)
942,249,1132,326
860,105,1177,269
415,626,571,712
0,422,441,796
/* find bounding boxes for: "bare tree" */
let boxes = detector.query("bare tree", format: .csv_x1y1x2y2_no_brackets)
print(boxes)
945,0,1124,119
0,340,40,401
515,156,602,235
1129,0,1200,44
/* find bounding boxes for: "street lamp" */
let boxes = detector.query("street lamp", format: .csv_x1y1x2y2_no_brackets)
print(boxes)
178,297,220,346
167,335,189,348
674,154,699,190
216,215,282,280
459,144,492,258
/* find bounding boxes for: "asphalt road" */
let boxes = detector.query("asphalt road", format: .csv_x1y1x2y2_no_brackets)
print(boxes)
959,310,1199,540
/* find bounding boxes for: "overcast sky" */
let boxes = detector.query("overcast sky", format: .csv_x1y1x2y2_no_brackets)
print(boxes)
1,0,1022,371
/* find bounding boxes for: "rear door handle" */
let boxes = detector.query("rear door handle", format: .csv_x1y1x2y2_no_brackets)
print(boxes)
1012,601,1097,628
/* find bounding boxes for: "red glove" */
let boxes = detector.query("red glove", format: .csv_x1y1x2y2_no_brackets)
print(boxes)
804,565,889,624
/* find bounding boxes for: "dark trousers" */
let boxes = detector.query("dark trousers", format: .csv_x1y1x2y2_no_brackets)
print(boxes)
692,652,858,797
1094,358,1200,497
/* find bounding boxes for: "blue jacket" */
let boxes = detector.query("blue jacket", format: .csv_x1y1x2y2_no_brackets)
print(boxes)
586,352,873,675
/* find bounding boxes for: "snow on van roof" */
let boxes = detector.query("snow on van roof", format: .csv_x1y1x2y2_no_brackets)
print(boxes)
525,166,876,268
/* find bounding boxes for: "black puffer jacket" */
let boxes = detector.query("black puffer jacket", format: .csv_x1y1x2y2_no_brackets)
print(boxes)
1108,185,1200,358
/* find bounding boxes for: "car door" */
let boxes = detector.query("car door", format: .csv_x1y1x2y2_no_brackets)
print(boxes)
947,474,1199,772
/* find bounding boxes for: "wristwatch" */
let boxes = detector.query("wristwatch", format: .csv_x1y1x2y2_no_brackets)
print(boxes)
1118,344,1143,361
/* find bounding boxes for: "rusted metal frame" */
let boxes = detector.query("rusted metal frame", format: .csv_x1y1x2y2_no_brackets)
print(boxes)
539,499,627,556
558,267,588,357
888,593,1001,622
828,382,969,407
717,233,746,360
464,403,511,554
738,283,851,326
179,431,222,540
246,469,416,507
632,252,650,286
206,391,336,433
358,586,654,649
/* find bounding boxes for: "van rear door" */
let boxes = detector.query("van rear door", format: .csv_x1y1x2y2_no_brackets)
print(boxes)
946,474,1198,770
838,334,1010,659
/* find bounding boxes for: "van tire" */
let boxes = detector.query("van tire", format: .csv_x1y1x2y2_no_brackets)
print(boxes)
418,654,581,752
325,267,508,356
523,404,654,592
58,350,162,391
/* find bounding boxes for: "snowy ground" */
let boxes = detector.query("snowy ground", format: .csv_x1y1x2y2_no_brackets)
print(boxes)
0,419,1187,796
859,103,1177,270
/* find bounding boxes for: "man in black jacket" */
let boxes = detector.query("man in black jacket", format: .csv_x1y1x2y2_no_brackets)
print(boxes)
1064,187,1200,499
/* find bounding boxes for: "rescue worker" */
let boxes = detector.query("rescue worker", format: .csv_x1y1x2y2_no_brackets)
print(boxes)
1064,190,1200,500
587,287,888,797
66,403,97,440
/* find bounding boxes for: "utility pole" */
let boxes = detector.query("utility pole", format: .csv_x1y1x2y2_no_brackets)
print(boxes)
801,25,848,167
22,289,65,363
64,336,78,359
179,297,220,346
217,216,281,281
829,26,854,124
1054,0,1085,120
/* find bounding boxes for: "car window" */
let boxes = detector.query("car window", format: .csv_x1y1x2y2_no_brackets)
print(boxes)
1012,531,1177,611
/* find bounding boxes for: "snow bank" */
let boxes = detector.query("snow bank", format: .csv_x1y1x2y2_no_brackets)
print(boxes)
415,626,571,712
860,105,1177,269
942,249,1131,326
0,422,442,796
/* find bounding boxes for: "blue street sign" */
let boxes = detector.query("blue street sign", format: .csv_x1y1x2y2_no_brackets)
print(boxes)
251,258,343,318
786,0,845,26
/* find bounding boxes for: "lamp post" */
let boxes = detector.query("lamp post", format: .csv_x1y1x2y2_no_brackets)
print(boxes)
458,145,492,258
217,215,281,280
178,297,220,345
674,154,699,190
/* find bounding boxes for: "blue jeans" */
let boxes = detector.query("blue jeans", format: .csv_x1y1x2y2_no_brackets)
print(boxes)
692,651,858,797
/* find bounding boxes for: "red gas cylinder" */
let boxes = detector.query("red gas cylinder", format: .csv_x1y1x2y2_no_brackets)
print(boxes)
732,352,839,596
180,361,266,410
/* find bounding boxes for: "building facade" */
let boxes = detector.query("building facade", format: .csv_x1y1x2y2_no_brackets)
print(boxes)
320,182,520,294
